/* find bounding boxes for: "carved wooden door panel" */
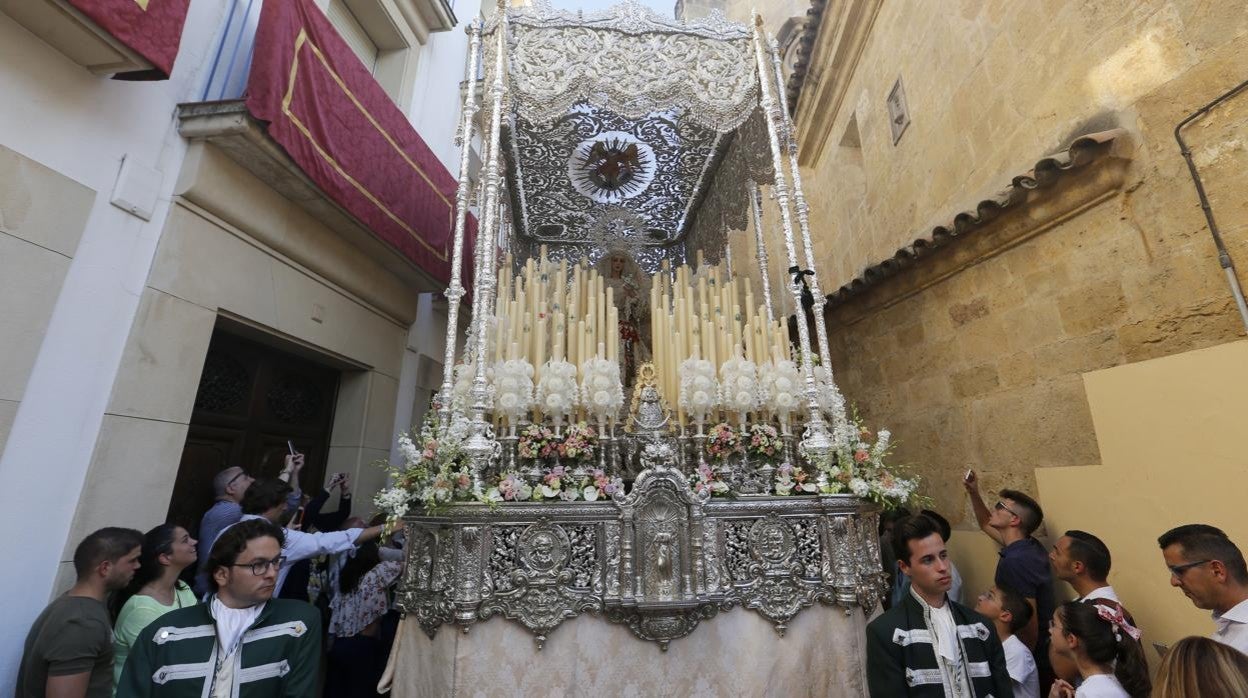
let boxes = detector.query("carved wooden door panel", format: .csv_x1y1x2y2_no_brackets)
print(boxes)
167,330,340,530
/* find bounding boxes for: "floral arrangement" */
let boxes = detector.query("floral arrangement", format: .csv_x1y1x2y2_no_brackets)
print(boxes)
558,422,597,462
493,358,535,425
718,357,761,417
705,422,743,461
759,359,802,425
484,467,623,502
517,423,556,460
805,411,921,509
744,423,782,461
689,462,731,497
375,409,475,521
678,357,719,422
580,357,624,421
535,359,579,421
774,462,818,496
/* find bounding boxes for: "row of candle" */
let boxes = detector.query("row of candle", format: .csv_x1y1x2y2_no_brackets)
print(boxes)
649,253,793,427
493,245,619,383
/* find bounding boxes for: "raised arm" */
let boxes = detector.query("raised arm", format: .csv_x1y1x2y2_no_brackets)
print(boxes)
963,469,1005,546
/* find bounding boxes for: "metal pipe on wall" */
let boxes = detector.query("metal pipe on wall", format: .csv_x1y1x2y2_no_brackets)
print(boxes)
1174,77,1248,332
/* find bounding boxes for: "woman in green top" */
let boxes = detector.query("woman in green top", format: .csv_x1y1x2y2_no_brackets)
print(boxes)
109,523,198,693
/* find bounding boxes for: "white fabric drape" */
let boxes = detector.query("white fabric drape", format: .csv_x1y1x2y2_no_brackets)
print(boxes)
383,603,871,697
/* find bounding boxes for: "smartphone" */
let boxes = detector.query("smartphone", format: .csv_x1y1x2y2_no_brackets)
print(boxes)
964,468,973,482
290,507,306,529
287,440,297,456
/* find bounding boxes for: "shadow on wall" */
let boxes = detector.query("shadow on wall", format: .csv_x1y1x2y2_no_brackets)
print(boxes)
949,339,1248,666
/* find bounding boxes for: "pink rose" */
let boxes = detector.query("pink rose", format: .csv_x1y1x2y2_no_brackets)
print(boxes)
854,449,869,463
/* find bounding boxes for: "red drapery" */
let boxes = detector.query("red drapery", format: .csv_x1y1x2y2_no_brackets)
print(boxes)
245,0,476,291
66,0,189,78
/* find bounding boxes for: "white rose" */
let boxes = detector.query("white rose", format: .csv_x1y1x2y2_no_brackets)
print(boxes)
594,390,611,407
737,376,753,389
593,375,612,390
582,486,599,501
735,391,753,407
694,376,712,391
774,377,792,392
776,393,794,408
546,394,563,410
499,393,518,410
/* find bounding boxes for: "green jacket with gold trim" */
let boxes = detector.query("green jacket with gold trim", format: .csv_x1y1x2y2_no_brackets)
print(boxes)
866,592,1014,698
116,598,320,697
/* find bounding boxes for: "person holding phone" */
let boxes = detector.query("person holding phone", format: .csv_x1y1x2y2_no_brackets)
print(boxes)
225,478,397,596
279,472,355,603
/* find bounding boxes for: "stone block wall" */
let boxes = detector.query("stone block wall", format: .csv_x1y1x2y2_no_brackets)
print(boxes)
722,0,1248,523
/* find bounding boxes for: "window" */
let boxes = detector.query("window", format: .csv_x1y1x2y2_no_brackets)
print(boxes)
320,0,457,108
327,0,380,73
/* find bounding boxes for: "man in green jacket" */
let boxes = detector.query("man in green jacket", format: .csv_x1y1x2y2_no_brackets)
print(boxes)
117,519,320,697
866,514,1014,697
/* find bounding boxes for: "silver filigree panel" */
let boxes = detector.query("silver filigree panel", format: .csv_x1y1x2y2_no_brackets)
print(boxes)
494,1,758,132
508,103,721,249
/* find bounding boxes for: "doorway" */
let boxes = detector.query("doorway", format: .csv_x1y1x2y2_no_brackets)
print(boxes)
167,328,340,530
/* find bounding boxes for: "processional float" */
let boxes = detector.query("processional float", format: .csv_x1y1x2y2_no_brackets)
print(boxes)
384,0,915,650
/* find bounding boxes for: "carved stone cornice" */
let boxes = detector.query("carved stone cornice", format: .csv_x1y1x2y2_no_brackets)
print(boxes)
790,0,885,167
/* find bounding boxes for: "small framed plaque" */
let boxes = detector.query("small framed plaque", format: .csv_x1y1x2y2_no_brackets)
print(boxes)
887,76,911,145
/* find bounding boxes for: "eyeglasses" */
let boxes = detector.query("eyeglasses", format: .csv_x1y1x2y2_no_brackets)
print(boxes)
1167,559,1211,577
227,470,249,487
231,556,286,576
994,501,1021,518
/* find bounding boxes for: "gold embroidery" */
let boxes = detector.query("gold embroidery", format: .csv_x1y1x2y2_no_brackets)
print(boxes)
280,29,452,261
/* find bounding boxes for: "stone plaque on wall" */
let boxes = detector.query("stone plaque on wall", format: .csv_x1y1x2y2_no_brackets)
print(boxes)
887,77,910,145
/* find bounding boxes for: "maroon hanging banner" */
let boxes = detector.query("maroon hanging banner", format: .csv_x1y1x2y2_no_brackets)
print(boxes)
66,0,190,78
245,0,475,290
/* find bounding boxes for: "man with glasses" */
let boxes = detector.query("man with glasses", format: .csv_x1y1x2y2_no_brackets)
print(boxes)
118,519,320,697
1158,524,1248,653
964,470,1055,690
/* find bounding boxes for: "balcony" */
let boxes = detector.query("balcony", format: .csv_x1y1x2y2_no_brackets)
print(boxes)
180,0,470,294
1,0,154,75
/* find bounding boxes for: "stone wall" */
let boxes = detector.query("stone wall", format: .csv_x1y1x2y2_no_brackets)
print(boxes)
755,0,1248,523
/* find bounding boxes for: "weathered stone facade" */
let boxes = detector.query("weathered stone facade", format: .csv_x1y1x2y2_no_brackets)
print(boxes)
713,0,1248,522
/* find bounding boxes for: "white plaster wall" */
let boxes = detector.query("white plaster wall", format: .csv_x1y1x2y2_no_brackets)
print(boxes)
0,2,230,685
408,0,484,173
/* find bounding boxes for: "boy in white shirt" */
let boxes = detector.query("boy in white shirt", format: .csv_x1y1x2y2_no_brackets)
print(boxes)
976,584,1040,698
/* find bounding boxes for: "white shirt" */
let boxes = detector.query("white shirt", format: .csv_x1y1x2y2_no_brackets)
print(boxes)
209,597,263,656
1002,634,1039,698
1076,585,1120,604
1075,674,1129,698
1212,597,1248,654
232,514,363,593
911,588,972,697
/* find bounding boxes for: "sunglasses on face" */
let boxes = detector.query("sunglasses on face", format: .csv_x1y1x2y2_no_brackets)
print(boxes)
1167,559,1211,577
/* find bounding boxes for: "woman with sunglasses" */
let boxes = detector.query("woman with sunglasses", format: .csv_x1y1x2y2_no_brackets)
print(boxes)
109,524,198,693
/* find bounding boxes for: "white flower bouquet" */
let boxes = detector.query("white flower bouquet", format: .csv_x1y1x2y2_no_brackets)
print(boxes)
679,357,719,424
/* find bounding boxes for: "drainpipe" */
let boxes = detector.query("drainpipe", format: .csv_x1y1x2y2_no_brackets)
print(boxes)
1174,77,1248,332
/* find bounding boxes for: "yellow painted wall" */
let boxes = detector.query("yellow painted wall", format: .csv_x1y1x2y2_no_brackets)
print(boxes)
948,339,1248,653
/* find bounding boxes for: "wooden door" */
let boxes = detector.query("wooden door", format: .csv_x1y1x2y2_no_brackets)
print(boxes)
167,330,340,530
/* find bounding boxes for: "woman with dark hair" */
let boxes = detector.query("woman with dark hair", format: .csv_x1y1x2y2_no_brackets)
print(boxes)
326,540,403,697
110,523,197,693
1047,600,1150,698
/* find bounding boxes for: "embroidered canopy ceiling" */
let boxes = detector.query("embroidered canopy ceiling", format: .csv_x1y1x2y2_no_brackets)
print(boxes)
486,0,775,271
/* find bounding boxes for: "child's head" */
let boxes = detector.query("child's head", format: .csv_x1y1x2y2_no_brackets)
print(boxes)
974,585,1032,636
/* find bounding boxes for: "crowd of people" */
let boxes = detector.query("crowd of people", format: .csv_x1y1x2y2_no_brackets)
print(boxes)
16,454,408,698
867,470,1248,697
14,456,1248,697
